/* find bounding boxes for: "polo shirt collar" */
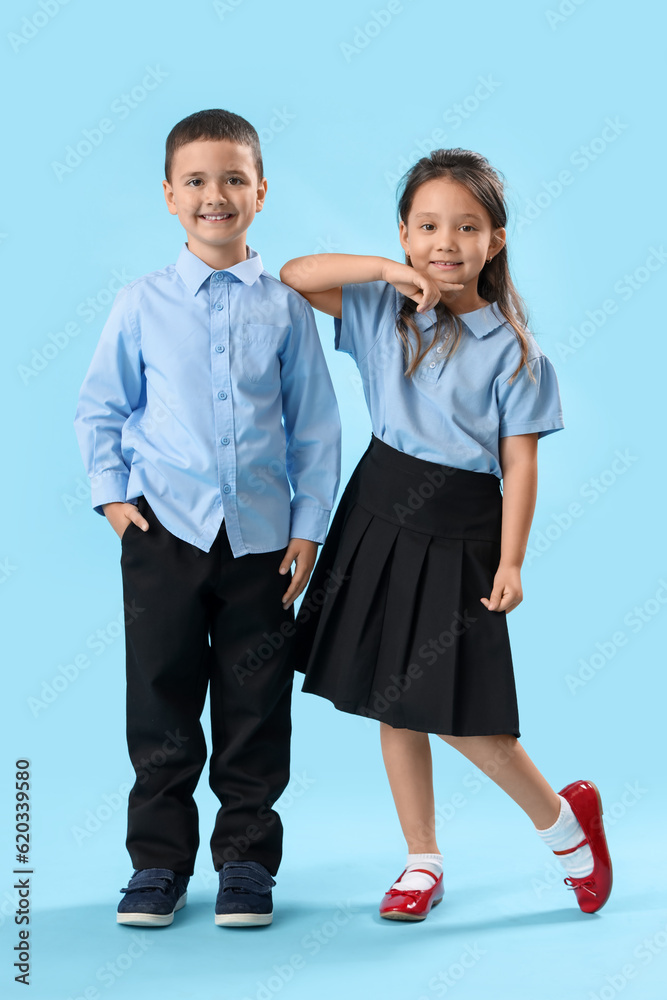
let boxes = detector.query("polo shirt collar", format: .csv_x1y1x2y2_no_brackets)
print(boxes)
412,300,505,339
175,242,264,294
458,301,506,338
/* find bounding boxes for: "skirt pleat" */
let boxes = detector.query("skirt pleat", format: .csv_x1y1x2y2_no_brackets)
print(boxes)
306,514,402,710
293,435,520,737
365,526,434,727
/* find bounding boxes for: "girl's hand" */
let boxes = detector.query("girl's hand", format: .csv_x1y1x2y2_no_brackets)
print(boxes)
381,260,463,313
103,501,150,539
279,538,318,608
480,563,523,613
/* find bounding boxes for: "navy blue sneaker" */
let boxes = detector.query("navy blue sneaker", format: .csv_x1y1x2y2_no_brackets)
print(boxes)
117,868,189,926
215,861,275,926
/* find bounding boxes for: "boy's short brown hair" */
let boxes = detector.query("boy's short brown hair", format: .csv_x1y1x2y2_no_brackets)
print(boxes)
165,109,263,183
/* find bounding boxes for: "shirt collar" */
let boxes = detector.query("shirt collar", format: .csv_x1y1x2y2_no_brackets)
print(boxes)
175,242,264,294
412,300,506,339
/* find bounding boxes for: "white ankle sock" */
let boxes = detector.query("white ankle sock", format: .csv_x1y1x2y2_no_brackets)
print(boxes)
535,795,593,878
391,853,443,891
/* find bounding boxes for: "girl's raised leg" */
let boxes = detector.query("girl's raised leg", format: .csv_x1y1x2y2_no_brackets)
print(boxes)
435,733,561,828
436,732,612,913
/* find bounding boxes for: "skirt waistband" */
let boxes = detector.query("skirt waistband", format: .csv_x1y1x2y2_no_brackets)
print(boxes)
367,435,499,486
347,435,502,540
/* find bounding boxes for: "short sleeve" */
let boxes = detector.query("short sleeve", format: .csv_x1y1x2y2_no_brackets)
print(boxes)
334,280,396,362
497,354,564,439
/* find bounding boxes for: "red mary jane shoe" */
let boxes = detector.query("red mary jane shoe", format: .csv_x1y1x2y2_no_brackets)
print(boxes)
379,869,444,921
557,780,613,914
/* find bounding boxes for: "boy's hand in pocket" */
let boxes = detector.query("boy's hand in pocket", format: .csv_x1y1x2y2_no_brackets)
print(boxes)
102,501,150,540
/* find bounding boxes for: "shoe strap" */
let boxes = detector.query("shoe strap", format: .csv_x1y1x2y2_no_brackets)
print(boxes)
405,868,439,881
553,837,588,856
222,863,276,893
121,868,176,893
390,868,439,891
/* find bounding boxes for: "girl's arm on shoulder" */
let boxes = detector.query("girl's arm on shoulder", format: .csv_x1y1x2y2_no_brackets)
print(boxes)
279,254,458,317
279,254,389,318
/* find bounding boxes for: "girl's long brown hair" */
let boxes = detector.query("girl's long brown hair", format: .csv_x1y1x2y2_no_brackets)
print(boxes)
396,148,533,383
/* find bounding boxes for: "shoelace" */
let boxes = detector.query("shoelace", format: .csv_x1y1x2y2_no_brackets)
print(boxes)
564,876,597,896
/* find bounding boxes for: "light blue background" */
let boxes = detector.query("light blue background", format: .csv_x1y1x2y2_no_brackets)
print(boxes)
2,1,666,998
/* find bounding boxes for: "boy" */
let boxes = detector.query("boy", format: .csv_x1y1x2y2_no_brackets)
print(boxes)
74,109,341,928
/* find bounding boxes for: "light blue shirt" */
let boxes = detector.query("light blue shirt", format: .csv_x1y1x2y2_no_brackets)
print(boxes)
335,281,564,478
74,243,341,556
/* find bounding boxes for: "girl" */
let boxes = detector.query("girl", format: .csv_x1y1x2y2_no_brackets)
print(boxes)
279,148,612,921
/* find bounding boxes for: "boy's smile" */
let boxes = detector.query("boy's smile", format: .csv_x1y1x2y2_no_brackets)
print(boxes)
199,212,235,223
163,138,267,270
399,176,506,314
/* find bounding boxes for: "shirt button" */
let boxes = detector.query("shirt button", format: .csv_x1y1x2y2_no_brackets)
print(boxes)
218,390,227,400
214,273,223,282
216,302,224,311
223,484,231,494
215,344,225,353
429,362,436,368
436,346,444,353
221,436,230,446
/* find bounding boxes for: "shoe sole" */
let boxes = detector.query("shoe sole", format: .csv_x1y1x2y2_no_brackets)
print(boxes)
214,911,273,927
380,897,443,922
117,892,187,926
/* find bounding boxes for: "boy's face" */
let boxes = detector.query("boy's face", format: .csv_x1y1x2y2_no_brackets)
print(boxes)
163,139,267,262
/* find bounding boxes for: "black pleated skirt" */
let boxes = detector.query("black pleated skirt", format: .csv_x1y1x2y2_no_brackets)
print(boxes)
292,435,520,736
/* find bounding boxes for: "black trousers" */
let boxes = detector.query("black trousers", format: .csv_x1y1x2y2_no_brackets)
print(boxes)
119,495,294,877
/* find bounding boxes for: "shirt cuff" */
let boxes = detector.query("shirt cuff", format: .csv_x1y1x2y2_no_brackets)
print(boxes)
90,471,130,515
289,505,332,545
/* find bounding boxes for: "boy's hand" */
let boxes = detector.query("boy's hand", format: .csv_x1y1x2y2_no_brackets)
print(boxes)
279,538,318,608
381,261,463,312
480,563,523,614
102,501,150,540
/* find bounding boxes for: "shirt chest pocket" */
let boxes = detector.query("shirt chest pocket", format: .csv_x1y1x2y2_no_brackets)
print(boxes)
241,323,289,385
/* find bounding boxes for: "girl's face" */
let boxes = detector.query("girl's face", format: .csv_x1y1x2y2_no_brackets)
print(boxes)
398,176,506,311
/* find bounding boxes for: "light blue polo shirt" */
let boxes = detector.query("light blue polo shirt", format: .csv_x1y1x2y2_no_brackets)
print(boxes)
334,281,564,478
